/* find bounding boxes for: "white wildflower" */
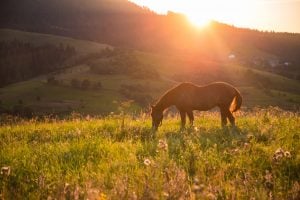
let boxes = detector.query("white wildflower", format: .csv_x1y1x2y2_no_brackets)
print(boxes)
157,139,168,151
284,151,291,158
1,166,11,176
143,159,151,166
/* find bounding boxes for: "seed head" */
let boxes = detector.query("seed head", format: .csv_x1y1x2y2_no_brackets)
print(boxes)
1,166,11,177
144,159,151,166
273,148,285,162
157,139,168,151
284,151,291,158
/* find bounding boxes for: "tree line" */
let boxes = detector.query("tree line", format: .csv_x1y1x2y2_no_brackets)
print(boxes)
0,40,76,87
88,48,160,80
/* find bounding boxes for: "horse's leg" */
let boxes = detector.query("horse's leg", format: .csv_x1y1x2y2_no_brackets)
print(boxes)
179,110,186,128
220,107,228,127
187,111,194,126
225,109,235,127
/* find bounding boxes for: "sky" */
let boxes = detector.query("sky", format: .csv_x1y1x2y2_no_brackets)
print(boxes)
130,0,300,33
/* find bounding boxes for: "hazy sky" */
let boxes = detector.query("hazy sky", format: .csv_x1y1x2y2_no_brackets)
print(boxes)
130,0,300,33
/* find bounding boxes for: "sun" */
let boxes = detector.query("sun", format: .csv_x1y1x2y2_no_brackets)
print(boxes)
186,13,211,28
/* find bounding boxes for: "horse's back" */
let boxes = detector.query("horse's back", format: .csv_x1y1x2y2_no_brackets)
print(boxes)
172,82,239,110
203,82,237,94
203,82,239,106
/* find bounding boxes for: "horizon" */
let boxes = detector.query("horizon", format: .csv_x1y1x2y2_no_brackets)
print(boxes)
130,0,300,33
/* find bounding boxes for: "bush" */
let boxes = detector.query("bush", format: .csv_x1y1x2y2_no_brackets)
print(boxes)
88,49,159,79
93,81,102,89
12,105,33,118
36,96,41,101
71,78,80,89
119,85,153,106
81,79,91,90
47,76,59,85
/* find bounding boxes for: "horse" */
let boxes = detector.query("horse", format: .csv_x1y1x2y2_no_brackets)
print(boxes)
150,82,242,130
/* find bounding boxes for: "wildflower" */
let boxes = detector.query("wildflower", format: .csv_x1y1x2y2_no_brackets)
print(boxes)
162,192,169,198
87,188,100,200
193,177,200,184
64,183,70,194
284,151,291,158
38,175,45,188
264,170,273,190
264,170,272,182
157,139,168,151
131,192,138,200
272,148,285,162
244,143,250,148
76,128,81,136
274,148,284,155
74,185,80,200
268,191,273,200
1,166,11,176
86,115,91,120
206,192,216,200
144,159,151,166
99,192,107,200
247,134,254,140
194,126,199,132
290,181,300,200
230,148,239,154
192,184,205,193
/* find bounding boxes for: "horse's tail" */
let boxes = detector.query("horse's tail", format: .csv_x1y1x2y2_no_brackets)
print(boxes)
230,89,242,113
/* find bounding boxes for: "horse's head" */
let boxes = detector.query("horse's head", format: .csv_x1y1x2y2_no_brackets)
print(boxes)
150,105,163,130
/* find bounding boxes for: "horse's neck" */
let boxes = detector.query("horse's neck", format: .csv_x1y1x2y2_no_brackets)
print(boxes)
156,95,173,111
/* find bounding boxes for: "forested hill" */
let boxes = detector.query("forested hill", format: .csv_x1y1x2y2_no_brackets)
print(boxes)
1,0,300,72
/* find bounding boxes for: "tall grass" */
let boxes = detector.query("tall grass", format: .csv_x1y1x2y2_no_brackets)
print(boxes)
0,108,299,199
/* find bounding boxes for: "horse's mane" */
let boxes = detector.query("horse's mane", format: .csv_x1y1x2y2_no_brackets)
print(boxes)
154,82,192,109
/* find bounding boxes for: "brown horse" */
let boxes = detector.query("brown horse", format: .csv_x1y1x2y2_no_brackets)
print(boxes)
151,82,242,130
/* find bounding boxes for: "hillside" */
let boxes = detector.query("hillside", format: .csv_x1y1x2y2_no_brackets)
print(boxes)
0,29,300,116
1,0,300,77
0,109,299,199
0,29,111,55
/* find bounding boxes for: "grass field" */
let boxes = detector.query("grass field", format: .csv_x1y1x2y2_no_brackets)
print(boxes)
1,108,299,199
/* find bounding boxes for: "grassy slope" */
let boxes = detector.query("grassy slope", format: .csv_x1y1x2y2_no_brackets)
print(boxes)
0,29,299,115
0,108,299,199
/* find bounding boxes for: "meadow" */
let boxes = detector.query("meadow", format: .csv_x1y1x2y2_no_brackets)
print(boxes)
1,107,299,199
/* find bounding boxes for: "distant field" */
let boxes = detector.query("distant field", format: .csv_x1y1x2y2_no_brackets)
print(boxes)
0,108,299,199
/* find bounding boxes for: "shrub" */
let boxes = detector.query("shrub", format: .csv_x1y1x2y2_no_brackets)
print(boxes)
81,79,91,90
47,76,59,85
36,96,41,101
12,105,33,118
71,78,80,89
93,81,102,89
